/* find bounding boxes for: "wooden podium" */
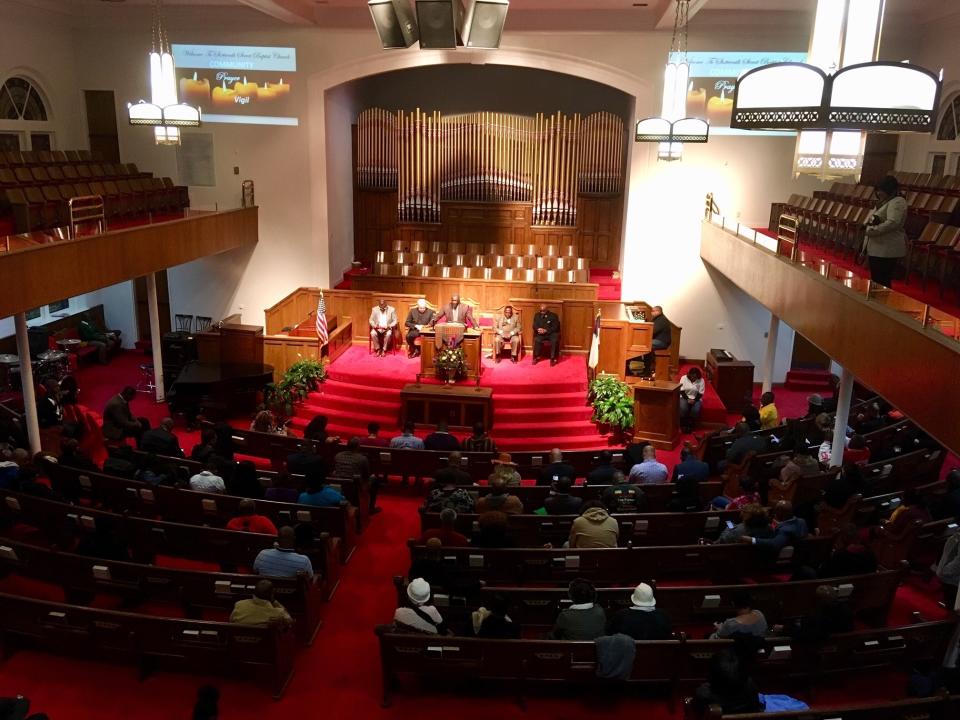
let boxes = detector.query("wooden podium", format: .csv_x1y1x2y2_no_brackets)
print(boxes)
631,379,680,450
418,327,484,384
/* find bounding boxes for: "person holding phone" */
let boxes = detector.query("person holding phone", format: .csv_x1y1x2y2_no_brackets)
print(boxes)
861,175,907,288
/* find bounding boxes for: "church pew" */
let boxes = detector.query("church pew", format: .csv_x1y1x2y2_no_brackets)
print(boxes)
45,463,359,564
392,566,908,633
405,536,835,585
374,620,956,707
0,489,340,591
130,450,372,534
686,695,960,720
0,538,325,643
466,481,723,511
418,508,741,547
0,592,296,698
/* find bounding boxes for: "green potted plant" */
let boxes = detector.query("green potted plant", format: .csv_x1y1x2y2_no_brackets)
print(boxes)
435,345,467,383
589,374,634,434
263,358,326,419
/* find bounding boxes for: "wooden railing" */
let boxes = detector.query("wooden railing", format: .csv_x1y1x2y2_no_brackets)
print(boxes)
701,213,960,454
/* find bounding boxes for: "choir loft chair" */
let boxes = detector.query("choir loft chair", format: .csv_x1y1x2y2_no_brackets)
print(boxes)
174,314,193,333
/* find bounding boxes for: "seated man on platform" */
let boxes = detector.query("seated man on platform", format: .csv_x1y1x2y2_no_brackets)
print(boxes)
642,305,671,377
492,305,521,363
532,303,561,366
433,294,475,329
404,299,436,359
369,298,398,357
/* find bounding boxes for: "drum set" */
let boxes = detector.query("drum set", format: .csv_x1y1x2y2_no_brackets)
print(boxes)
0,350,71,392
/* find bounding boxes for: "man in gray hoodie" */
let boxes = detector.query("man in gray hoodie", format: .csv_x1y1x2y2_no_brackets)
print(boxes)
568,501,620,548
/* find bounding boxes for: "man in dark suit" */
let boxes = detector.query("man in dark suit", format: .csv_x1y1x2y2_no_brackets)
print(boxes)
404,299,437,358
532,303,560,365
544,476,583,515
424,420,461,451
140,417,184,457
102,386,147,443
433,294,476,329
538,448,576,486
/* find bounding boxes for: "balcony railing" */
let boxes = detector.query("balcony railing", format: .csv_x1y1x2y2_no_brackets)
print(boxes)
705,210,960,346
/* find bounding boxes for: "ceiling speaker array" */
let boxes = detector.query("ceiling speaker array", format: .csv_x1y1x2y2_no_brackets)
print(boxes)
368,0,508,50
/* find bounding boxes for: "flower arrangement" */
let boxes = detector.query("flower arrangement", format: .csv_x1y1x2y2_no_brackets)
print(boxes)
263,358,326,418
435,345,467,382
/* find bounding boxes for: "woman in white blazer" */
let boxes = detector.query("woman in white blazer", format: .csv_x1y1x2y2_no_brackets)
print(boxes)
862,175,907,287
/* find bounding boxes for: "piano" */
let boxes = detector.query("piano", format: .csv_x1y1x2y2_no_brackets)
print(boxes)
167,361,273,421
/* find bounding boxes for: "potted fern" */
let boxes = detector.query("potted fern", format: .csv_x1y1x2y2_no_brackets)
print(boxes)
264,358,326,419
589,374,634,435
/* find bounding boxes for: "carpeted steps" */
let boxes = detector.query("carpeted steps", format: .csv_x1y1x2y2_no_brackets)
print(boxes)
590,268,621,301
785,368,833,392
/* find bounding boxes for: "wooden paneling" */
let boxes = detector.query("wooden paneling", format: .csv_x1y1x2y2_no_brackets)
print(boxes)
263,336,319,384
349,275,598,309
396,223,443,246
265,289,681,363
578,194,623,268
700,220,960,454
632,380,681,450
354,190,396,264
2,208,259,318
443,202,531,246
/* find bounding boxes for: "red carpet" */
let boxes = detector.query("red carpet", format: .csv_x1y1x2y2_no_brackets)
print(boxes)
292,345,618,451
590,268,622,301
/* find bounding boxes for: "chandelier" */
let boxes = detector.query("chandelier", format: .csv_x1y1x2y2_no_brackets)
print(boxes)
126,0,201,146
730,0,941,180
634,0,709,161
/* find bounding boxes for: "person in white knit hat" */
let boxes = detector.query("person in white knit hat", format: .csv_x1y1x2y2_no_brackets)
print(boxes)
606,583,673,640
393,578,449,635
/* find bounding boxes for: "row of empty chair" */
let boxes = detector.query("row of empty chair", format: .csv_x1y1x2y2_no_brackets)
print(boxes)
389,239,582,256
815,182,960,217
372,263,590,283
374,250,589,270
0,149,189,233
890,170,960,194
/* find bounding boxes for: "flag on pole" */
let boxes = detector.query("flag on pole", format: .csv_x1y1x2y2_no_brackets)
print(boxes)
588,310,601,369
316,292,328,345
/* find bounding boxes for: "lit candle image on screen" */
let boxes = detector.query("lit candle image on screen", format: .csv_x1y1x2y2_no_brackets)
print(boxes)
179,72,210,105
687,82,707,118
707,89,734,126
212,79,238,107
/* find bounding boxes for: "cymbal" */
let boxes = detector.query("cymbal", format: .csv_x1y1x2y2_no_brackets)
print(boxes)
0,354,19,364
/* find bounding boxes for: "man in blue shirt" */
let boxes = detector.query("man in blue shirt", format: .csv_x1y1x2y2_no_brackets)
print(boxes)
390,420,425,450
253,526,314,578
672,446,710,484
298,471,345,508
627,445,668,484
743,501,808,551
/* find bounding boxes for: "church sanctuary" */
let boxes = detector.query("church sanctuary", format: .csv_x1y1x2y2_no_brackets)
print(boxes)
4,0,960,717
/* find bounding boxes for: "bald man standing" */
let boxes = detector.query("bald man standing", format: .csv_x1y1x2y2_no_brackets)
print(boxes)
433,294,475,329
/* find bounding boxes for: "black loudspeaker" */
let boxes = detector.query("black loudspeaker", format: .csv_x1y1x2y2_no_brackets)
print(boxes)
368,0,419,49
463,0,508,48
416,0,464,48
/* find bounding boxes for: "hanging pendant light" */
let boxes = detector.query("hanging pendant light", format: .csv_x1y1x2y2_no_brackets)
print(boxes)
635,0,709,161
729,0,942,180
127,0,201,146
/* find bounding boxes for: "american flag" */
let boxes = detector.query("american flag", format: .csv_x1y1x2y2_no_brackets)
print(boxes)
316,292,328,345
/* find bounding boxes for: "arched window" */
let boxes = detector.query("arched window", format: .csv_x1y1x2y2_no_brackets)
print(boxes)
0,76,48,121
937,93,960,141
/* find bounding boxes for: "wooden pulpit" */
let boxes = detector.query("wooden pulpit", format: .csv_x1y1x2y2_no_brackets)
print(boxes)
631,379,680,450
418,327,484,384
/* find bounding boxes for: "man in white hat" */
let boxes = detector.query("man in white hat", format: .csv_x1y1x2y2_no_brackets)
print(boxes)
606,583,673,640
393,578,449,635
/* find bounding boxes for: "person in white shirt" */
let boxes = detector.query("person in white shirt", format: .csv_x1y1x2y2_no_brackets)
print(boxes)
189,463,225,493
678,366,705,433
368,298,398,357
393,578,448,635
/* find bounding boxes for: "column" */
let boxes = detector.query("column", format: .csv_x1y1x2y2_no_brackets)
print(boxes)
829,366,854,468
146,272,166,402
761,313,780,394
14,313,41,455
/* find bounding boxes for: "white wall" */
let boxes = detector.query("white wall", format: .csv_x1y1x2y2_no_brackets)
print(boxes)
324,83,360,286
